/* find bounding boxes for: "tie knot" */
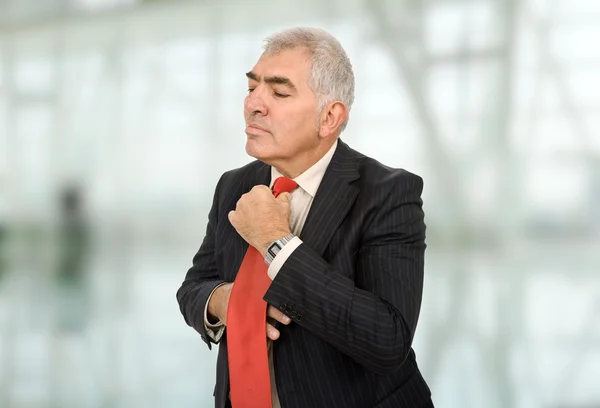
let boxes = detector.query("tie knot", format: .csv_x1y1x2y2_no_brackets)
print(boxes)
272,177,298,197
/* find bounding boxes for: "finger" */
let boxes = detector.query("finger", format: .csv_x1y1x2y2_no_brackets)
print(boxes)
266,323,280,340
267,305,291,325
228,210,235,223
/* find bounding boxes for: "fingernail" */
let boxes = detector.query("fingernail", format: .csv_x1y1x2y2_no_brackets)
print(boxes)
282,316,291,323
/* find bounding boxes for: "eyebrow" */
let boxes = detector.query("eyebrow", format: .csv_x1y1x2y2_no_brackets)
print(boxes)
246,71,297,91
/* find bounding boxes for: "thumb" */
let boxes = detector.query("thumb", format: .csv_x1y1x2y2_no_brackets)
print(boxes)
277,192,291,202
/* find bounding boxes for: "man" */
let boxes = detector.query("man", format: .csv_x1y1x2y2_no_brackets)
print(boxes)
177,27,433,408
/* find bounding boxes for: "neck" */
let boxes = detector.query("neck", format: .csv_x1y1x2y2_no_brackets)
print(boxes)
271,140,335,179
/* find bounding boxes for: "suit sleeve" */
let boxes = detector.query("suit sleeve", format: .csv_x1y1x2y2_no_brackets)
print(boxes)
176,174,227,350
263,172,426,375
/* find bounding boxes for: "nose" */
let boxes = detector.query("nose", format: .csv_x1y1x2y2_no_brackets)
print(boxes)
244,87,267,117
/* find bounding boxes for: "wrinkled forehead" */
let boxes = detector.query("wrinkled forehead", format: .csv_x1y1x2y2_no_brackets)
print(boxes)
250,47,312,85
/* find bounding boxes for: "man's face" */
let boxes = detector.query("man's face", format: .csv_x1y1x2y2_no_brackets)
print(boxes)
244,47,320,164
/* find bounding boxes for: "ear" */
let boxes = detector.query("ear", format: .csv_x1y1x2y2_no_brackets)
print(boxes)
318,101,348,138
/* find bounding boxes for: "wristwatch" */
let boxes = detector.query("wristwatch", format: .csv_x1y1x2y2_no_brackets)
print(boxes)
264,234,296,265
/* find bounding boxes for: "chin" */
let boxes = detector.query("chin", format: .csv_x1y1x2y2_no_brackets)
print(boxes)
245,137,269,160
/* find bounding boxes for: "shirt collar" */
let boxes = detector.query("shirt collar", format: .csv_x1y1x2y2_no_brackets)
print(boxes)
270,139,338,198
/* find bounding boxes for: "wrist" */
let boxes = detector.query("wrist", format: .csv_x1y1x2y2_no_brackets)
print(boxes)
207,292,221,322
208,283,231,323
264,233,296,265
259,230,292,257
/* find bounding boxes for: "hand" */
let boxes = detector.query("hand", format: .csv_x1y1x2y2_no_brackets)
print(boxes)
266,305,291,340
228,185,292,256
208,284,290,340
207,283,234,325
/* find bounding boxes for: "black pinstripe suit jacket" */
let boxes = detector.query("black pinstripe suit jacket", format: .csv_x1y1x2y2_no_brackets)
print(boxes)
177,140,432,408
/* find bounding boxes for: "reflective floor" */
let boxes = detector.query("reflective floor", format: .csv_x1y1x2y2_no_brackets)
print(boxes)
0,229,598,408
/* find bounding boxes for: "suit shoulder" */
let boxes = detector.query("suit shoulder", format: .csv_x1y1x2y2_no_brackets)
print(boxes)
348,147,423,192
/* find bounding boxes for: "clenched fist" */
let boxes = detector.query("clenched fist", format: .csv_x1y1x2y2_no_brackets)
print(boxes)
228,185,292,256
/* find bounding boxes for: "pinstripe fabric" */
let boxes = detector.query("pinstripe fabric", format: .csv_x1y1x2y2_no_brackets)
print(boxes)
177,140,432,408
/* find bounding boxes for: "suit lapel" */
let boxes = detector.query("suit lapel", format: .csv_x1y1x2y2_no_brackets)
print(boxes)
300,140,360,256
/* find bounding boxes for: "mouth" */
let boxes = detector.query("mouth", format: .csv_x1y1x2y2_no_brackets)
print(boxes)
245,124,269,134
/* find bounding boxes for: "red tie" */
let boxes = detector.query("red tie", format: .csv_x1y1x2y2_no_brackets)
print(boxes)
226,177,298,408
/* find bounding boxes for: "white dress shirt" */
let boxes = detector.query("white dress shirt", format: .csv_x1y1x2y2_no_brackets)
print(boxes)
203,140,338,407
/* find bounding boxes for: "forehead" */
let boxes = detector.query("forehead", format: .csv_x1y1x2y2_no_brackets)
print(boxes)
251,47,312,83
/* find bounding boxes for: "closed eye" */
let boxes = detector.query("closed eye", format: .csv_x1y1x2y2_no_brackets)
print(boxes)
274,92,289,98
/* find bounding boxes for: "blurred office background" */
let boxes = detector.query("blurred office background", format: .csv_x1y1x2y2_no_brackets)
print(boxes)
0,0,599,407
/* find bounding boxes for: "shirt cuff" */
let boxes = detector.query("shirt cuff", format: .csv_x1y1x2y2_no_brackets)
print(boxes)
204,283,226,343
267,237,303,280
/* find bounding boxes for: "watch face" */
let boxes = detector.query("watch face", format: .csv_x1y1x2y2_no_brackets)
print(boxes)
268,243,281,257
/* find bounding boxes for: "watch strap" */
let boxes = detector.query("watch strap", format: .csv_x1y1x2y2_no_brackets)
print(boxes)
264,234,295,265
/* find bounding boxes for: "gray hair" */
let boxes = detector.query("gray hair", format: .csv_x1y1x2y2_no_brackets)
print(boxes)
263,27,355,132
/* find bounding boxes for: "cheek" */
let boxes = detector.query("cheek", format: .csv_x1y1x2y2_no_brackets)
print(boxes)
271,106,318,144
296,112,319,138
